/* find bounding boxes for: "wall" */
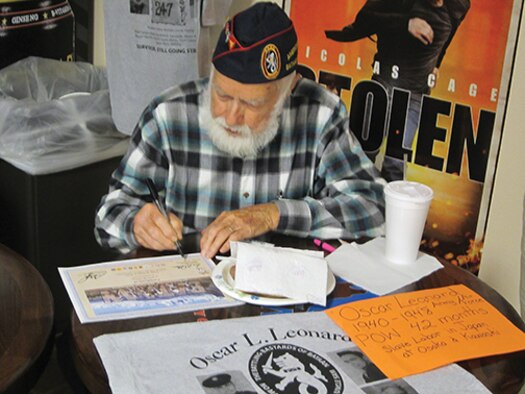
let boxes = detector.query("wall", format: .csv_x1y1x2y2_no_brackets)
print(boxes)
91,0,525,316
478,6,525,316
93,0,105,66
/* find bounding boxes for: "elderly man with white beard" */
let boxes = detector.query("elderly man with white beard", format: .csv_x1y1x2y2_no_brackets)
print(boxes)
95,2,386,258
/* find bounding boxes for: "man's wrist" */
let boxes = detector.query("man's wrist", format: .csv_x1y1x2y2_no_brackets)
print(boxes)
266,202,280,231
272,199,312,234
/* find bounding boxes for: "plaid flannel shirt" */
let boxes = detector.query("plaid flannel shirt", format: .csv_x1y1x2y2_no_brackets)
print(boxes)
95,78,386,251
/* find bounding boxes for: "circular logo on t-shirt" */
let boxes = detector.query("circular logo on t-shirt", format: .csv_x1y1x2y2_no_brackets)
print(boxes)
261,44,281,80
249,343,344,394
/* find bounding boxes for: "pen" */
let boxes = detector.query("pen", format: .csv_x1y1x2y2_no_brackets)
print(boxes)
313,238,337,254
145,178,186,258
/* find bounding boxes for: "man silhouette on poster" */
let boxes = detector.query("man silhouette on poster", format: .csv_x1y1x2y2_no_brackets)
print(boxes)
326,0,470,181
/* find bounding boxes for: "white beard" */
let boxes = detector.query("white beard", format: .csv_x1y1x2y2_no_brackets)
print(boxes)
200,87,282,159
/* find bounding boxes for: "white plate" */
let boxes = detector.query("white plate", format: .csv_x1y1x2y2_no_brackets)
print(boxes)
211,258,336,306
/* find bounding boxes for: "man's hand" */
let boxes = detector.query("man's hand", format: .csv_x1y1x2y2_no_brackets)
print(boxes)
133,203,183,251
408,17,434,45
200,203,280,259
431,67,439,84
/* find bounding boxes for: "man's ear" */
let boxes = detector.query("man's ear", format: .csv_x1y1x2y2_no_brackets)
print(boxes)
290,73,302,92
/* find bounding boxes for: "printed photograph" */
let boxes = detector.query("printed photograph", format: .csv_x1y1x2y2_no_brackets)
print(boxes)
330,346,387,386
152,0,197,26
130,0,149,14
84,277,223,316
197,371,256,394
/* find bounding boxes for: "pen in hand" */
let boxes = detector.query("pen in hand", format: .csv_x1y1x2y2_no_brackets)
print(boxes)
145,178,186,258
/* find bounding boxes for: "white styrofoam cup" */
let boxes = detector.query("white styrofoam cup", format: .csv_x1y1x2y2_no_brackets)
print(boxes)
384,181,434,264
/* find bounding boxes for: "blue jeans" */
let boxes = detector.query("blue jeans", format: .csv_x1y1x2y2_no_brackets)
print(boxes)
380,90,422,181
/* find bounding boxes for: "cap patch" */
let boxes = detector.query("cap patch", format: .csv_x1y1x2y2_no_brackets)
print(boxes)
261,44,281,80
224,19,238,50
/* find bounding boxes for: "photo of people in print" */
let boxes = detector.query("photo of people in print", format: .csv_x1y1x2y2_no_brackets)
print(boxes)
333,347,387,385
198,371,256,394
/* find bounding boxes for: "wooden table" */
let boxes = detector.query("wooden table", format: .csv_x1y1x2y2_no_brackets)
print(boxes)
0,243,54,394
68,235,525,394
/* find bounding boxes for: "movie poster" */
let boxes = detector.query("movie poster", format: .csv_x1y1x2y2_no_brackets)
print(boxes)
286,0,523,273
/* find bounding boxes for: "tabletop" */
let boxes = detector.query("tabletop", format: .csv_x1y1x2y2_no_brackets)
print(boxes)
68,234,525,394
0,243,54,394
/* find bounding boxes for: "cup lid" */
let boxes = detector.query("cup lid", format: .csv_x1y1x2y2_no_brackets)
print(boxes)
384,181,434,203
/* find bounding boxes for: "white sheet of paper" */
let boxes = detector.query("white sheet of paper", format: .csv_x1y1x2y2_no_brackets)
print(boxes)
233,242,328,306
103,1,199,134
326,238,443,295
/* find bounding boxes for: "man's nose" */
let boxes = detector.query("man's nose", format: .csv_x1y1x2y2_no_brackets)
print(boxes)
224,100,244,127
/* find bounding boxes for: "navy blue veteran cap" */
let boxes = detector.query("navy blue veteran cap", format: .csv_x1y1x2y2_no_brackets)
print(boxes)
212,2,298,84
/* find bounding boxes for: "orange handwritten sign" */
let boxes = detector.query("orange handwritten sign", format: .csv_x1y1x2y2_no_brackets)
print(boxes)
325,284,525,379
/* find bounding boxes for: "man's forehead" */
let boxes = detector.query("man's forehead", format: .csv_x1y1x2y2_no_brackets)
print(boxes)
212,70,279,98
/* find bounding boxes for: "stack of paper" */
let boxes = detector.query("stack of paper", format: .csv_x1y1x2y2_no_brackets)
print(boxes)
233,242,328,306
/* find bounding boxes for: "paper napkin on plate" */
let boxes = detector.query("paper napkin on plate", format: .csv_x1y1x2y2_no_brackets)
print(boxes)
326,237,443,295
233,242,328,306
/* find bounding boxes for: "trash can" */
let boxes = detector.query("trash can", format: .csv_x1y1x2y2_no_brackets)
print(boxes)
0,57,129,331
